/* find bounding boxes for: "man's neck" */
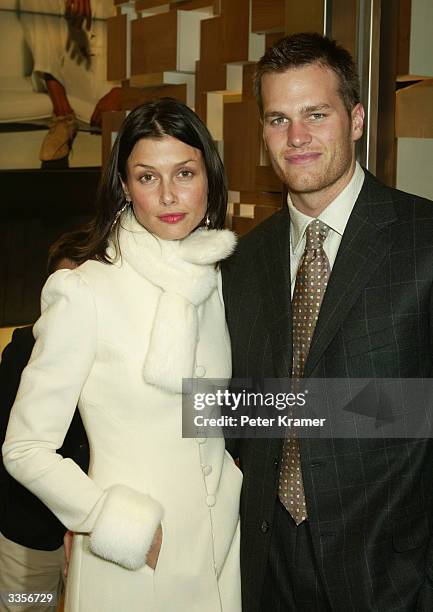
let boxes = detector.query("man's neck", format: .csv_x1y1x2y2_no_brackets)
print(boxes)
289,161,356,217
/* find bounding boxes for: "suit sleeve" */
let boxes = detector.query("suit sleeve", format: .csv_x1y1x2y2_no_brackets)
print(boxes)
414,284,433,606
2,270,162,570
417,536,433,609
417,287,433,605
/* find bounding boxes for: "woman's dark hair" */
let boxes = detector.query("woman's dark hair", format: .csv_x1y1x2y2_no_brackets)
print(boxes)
254,32,360,118
80,97,228,263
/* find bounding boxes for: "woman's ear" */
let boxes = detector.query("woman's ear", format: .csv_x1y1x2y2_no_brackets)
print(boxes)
122,186,130,199
119,174,130,199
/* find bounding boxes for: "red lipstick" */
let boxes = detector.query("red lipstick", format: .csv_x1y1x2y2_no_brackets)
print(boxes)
158,213,186,224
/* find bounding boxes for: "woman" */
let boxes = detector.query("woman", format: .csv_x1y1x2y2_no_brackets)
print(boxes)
3,98,242,612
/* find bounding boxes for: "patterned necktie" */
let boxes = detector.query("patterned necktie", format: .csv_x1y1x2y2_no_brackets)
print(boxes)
278,219,331,524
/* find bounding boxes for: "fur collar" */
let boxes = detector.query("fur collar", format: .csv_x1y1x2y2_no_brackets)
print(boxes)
118,211,236,394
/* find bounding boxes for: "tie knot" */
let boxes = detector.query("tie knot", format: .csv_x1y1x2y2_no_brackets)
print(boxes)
305,219,329,251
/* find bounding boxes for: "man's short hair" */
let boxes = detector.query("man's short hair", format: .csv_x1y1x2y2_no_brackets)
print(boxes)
254,32,360,117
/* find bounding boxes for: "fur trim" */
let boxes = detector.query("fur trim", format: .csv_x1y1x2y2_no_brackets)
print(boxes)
179,228,237,264
118,215,236,305
116,212,237,394
90,485,163,571
143,293,198,394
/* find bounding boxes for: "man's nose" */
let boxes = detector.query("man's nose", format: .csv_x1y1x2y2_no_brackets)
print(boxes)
287,121,312,148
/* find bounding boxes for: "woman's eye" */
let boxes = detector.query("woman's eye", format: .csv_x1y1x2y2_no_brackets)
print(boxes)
140,173,155,183
178,169,193,179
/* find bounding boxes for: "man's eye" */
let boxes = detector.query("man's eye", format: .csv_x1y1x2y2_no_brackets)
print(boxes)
270,117,288,126
310,113,326,120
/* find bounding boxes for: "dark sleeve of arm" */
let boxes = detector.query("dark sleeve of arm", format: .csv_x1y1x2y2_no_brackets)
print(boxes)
0,327,34,490
416,557,433,610
225,437,239,461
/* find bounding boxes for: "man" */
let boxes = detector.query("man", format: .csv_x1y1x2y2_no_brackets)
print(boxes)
223,33,433,611
0,231,89,612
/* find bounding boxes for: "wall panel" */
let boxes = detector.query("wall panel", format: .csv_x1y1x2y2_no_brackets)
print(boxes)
252,0,285,33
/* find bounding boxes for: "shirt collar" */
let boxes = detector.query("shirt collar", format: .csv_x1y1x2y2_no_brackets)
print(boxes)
287,162,365,253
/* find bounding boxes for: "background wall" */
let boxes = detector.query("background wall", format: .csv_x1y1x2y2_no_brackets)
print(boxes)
409,0,433,75
396,0,433,200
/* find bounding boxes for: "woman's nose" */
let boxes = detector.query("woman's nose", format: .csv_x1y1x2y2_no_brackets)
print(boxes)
159,180,177,206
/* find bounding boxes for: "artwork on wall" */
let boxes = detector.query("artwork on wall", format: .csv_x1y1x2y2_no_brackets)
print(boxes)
0,0,120,169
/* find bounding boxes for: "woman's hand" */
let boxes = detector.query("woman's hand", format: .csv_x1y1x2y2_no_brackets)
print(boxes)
63,530,74,577
146,525,162,570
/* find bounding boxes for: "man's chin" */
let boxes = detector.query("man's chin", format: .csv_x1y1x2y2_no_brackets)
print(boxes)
283,173,324,195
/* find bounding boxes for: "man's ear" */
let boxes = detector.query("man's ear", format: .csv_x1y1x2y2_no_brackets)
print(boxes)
351,103,365,142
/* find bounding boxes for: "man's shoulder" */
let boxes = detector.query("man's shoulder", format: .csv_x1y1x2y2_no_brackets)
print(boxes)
393,187,433,217
9,325,34,344
231,207,289,257
1,326,34,366
222,207,289,281
362,170,433,217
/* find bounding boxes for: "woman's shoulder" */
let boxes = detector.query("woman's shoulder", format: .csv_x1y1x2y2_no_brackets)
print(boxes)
41,258,119,304
41,268,94,311
73,252,126,283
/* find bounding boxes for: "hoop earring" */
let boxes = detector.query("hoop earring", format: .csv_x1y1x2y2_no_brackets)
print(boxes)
112,196,131,228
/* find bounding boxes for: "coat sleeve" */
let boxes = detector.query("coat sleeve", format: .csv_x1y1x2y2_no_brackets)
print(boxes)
2,270,162,570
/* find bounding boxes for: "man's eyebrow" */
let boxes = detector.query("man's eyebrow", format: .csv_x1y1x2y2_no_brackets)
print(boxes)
263,104,332,120
300,104,331,113
263,111,286,119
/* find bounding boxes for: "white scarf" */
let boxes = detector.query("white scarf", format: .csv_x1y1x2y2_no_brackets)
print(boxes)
117,211,236,394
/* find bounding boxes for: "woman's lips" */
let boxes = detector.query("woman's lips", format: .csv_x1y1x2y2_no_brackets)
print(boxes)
158,213,186,224
284,152,321,165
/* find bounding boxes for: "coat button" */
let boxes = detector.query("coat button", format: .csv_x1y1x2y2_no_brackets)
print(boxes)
202,465,212,476
261,520,269,533
195,365,206,377
206,495,216,507
273,458,279,470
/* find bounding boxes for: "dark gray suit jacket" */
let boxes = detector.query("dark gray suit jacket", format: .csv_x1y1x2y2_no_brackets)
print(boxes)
222,171,433,612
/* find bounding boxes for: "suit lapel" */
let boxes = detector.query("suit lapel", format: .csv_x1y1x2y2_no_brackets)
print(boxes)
304,172,399,377
254,208,293,378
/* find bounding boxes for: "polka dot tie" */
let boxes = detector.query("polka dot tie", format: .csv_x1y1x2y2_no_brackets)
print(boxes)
278,219,330,525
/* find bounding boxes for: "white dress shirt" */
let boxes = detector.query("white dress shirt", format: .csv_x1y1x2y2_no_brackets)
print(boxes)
288,161,365,296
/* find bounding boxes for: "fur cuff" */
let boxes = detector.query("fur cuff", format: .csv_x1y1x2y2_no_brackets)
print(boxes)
90,485,163,570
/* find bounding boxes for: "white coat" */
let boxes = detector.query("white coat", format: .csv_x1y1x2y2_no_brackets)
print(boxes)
3,214,242,612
